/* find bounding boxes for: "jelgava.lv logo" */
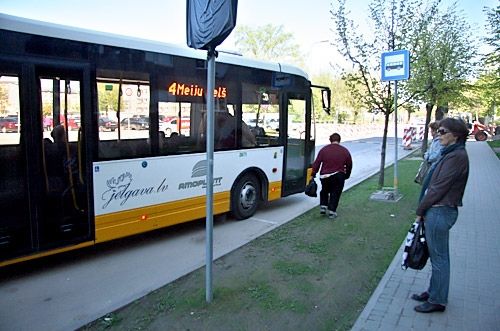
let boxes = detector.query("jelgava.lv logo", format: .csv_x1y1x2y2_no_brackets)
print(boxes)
101,172,168,209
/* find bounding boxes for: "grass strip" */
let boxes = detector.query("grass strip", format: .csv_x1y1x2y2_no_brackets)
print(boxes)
487,140,500,159
81,157,421,331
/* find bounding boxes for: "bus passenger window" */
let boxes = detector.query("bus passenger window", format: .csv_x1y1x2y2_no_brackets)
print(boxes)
242,88,280,147
97,80,151,159
158,101,195,154
40,79,81,143
0,75,23,193
0,76,20,144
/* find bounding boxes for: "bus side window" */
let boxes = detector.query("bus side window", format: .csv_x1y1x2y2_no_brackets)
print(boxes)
97,80,151,160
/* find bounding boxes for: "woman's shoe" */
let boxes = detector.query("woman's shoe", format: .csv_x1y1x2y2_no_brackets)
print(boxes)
414,302,446,313
411,291,429,302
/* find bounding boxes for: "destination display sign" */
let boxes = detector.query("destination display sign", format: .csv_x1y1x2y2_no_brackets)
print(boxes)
167,81,227,98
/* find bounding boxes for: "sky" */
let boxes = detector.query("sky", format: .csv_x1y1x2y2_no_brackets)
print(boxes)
1,0,496,75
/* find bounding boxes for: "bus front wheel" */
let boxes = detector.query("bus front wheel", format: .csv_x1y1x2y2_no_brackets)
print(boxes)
231,173,260,220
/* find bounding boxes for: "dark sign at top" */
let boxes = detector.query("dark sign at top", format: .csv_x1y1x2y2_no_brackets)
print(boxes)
186,0,238,50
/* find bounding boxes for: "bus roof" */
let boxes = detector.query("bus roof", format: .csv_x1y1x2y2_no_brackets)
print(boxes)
0,13,309,80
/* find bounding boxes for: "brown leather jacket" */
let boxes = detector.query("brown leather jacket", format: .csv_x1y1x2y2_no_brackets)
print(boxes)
416,146,469,217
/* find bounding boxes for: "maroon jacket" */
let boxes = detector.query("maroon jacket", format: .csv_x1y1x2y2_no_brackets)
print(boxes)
311,143,352,178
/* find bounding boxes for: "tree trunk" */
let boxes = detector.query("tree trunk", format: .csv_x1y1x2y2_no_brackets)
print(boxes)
377,111,390,188
421,103,433,154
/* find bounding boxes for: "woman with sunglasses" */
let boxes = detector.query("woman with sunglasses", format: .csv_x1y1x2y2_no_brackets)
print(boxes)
412,117,470,313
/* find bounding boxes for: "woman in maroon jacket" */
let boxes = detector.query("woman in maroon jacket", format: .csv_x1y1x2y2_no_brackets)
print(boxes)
311,133,352,219
412,118,470,313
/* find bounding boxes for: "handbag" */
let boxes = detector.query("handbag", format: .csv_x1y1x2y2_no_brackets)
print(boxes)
401,220,429,270
304,178,317,197
414,161,430,185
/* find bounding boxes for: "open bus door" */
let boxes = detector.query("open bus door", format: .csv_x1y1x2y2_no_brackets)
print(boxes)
0,59,92,262
282,91,311,196
281,86,331,197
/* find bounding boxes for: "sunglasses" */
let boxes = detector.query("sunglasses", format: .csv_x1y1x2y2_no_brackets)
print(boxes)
437,128,450,135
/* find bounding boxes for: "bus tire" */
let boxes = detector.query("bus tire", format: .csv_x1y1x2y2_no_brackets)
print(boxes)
475,131,487,141
230,173,260,220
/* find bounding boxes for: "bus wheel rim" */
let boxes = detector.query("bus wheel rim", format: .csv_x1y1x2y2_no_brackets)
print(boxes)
240,182,256,210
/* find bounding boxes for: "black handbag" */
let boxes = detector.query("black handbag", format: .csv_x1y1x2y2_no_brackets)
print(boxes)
402,220,429,270
414,161,430,185
304,178,317,197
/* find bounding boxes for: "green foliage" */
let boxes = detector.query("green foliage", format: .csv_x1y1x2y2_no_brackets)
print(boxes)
469,71,499,118
311,72,363,123
234,24,303,67
473,4,500,120
97,83,120,114
407,3,478,119
487,140,500,159
483,5,500,75
331,0,436,187
0,84,8,114
331,0,480,186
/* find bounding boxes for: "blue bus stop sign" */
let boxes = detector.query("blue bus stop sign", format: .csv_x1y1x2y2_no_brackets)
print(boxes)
381,50,410,81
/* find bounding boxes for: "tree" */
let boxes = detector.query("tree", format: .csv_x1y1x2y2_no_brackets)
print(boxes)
483,4,500,80
407,4,477,152
474,4,500,122
471,72,499,120
331,0,438,188
98,83,120,115
0,84,8,115
311,72,362,123
233,24,303,67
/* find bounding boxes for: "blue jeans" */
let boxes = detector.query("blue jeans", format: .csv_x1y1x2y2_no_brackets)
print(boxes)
425,206,458,305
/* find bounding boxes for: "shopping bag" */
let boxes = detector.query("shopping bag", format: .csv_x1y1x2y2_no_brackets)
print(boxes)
414,161,430,185
304,179,317,197
401,220,429,270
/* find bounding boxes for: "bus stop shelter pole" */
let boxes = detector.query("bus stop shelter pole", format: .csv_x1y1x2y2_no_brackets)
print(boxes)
205,47,216,303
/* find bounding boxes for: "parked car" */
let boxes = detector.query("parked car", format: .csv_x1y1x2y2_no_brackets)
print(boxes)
0,117,19,133
159,116,190,136
121,117,149,130
265,118,279,131
98,117,117,131
60,115,79,131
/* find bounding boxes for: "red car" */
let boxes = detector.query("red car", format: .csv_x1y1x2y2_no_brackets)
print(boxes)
0,117,19,133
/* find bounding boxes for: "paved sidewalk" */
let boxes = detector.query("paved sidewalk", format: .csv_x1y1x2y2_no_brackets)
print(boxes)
352,142,500,331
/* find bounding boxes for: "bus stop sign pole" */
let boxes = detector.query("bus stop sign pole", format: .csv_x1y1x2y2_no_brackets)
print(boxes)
186,0,238,303
205,46,216,303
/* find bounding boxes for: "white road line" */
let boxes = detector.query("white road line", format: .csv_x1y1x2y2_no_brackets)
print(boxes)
250,217,278,225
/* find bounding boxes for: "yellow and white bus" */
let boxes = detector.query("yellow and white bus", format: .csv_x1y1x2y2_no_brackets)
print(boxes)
0,14,330,267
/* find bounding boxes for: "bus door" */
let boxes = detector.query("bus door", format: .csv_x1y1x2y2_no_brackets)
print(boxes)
282,92,312,196
0,60,92,262
36,66,92,249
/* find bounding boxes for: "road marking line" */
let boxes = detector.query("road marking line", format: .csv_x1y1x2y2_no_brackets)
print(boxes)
250,217,278,225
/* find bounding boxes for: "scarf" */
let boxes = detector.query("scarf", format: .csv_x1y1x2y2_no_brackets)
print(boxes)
418,142,465,202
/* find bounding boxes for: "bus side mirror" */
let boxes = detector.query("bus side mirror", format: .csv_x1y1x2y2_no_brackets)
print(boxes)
321,89,331,115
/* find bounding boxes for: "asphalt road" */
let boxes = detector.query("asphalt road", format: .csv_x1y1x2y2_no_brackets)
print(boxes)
0,136,414,331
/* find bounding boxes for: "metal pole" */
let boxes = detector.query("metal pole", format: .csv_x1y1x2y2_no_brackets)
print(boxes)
205,47,216,303
393,80,399,198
